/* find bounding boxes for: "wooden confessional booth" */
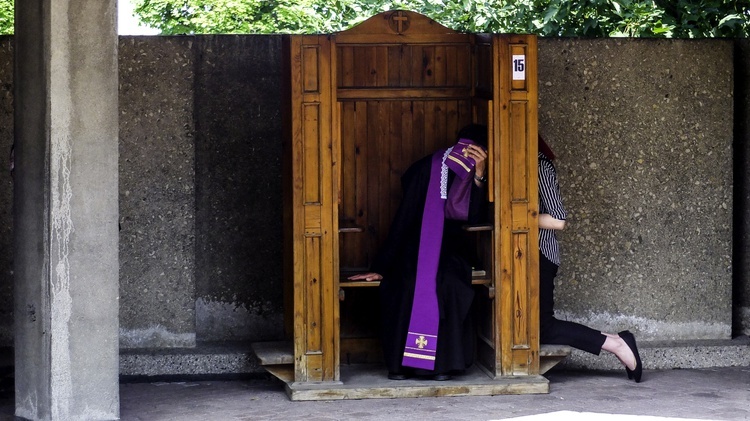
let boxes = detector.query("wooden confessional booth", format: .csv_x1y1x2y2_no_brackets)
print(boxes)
252,10,570,400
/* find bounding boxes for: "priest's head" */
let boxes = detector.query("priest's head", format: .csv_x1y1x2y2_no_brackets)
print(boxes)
456,124,488,148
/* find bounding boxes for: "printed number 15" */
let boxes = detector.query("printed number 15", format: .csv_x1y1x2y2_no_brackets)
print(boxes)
513,58,525,72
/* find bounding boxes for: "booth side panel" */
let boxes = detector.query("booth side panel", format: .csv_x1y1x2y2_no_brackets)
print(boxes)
495,34,540,376
286,35,340,383
521,35,540,376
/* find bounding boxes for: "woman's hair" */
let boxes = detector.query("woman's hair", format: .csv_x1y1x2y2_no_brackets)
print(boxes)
538,134,556,161
457,124,488,148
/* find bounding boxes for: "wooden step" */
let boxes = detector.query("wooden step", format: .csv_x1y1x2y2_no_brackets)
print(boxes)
252,341,295,383
252,341,293,366
539,344,572,374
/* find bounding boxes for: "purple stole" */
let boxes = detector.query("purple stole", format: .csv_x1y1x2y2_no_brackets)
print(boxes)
402,140,476,371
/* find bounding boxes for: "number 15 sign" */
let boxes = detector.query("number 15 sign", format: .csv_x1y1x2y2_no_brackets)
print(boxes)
512,55,526,81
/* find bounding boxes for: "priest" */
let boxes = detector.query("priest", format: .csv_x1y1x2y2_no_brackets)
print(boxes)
348,124,489,380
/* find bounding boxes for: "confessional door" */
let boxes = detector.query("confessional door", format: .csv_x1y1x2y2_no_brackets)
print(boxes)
280,10,539,387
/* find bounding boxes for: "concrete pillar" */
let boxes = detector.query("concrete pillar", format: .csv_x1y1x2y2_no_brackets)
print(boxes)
14,0,119,420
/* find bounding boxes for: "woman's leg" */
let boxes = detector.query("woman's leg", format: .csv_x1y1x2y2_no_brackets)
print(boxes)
539,255,606,355
539,255,638,370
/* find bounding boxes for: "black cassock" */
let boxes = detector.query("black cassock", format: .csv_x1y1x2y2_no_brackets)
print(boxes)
370,154,488,375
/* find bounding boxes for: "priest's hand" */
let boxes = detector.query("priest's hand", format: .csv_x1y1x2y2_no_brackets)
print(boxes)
467,144,488,186
348,272,383,282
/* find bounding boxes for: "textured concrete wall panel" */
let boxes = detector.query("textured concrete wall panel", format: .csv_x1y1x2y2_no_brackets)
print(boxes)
0,37,12,347
538,39,733,340
119,37,196,347
736,39,750,336
193,36,284,342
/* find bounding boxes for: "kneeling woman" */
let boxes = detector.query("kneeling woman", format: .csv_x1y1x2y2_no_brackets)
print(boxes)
538,136,643,383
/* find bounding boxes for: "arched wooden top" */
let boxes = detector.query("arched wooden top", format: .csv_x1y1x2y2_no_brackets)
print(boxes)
334,10,469,44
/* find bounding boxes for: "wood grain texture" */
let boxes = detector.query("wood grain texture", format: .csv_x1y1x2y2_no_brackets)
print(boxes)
493,34,540,377
282,11,540,389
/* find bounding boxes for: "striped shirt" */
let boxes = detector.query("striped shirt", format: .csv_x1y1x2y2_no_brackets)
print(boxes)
538,152,566,266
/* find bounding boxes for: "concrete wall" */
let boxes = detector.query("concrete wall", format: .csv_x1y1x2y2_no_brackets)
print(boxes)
118,37,197,348
0,36,746,349
736,39,750,336
538,39,734,340
0,37,12,346
191,36,284,342
117,36,284,347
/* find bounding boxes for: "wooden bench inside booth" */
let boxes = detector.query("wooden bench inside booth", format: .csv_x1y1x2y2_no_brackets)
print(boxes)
338,224,495,290
251,10,571,400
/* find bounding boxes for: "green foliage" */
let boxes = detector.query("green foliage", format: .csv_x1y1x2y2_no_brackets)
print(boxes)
654,0,750,38
0,0,13,35
134,0,381,34
0,0,745,37
134,0,750,37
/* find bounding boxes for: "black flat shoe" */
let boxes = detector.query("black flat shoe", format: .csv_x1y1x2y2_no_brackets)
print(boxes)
618,330,642,383
387,371,409,380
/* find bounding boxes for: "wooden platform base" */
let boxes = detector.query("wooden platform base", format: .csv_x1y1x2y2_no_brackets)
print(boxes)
252,341,566,400
284,364,549,401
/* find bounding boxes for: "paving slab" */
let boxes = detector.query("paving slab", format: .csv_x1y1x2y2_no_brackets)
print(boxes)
116,366,749,421
0,366,747,420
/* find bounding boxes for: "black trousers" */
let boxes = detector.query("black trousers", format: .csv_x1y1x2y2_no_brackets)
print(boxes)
540,254,606,355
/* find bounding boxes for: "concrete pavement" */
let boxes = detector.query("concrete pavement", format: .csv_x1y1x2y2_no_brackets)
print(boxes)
117,366,750,421
0,366,747,420
119,366,750,420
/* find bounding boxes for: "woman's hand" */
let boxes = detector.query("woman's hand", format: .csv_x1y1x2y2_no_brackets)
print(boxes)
539,213,566,230
347,272,383,282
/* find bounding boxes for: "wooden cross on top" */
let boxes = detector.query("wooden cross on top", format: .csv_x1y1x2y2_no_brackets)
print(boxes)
390,11,410,34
